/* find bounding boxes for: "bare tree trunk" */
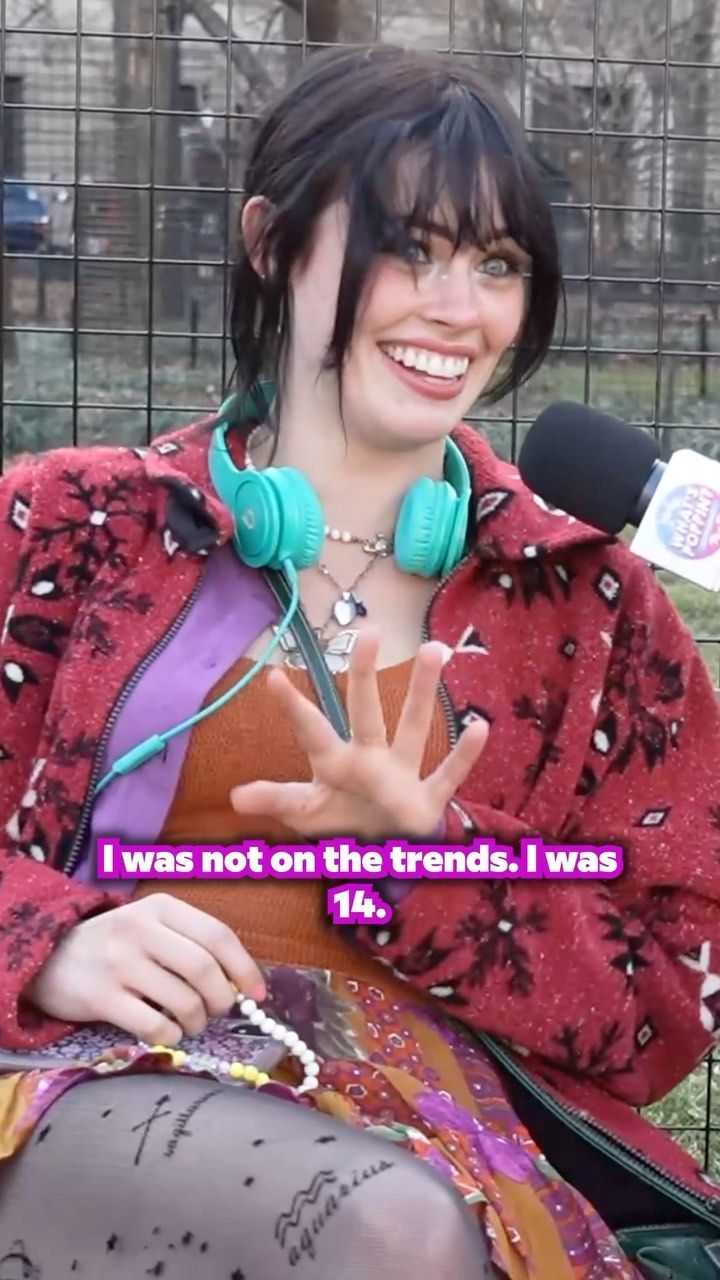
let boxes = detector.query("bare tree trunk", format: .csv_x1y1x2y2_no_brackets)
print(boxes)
154,0,186,322
111,0,150,331
283,0,373,50
670,0,713,280
184,0,273,100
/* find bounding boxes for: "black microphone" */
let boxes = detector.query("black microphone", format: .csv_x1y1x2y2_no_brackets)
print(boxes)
518,401,720,591
518,401,664,536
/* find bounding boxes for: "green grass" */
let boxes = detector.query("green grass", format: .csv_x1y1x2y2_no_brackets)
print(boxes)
645,1061,719,1173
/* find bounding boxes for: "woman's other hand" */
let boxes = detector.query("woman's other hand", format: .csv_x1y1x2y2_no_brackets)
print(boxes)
230,627,488,840
23,895,266,1044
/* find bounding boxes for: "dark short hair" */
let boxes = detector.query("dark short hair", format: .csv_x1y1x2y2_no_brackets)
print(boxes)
228,45,562,434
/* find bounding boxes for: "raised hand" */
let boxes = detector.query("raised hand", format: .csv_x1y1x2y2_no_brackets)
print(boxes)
230,627,488,840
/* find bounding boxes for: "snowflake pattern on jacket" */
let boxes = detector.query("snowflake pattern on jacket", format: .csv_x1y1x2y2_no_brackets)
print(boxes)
1,406,720,1203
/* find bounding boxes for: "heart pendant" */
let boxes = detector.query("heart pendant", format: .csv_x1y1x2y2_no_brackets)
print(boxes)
333,591,358,627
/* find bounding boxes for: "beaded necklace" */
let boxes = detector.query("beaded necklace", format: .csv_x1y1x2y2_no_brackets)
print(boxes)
140,992,321,1093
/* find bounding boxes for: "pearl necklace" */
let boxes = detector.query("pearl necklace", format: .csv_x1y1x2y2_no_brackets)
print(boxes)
140,992,321,1094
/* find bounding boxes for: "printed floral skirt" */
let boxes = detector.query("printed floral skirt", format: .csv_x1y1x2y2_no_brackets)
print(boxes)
0,966,639,1280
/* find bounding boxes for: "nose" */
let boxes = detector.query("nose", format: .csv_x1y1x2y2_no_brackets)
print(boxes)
417,259,485,330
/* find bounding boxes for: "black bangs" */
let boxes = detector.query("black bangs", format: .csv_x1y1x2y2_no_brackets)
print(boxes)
228,46,563,433
327,92,561,401
381,97,536,256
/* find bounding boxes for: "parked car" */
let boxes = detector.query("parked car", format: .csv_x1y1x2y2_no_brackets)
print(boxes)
2,182,52,253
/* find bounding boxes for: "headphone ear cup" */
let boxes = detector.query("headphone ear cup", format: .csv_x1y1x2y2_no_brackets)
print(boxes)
209,428,324,570
227,471,283,567
234,469,323,569
268,468,324,569
440,497,469,577
394,478,457,578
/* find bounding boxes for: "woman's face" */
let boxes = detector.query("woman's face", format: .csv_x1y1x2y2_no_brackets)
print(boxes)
287,196,529,449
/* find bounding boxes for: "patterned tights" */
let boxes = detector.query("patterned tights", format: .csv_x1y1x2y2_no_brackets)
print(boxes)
0,1073,495,1278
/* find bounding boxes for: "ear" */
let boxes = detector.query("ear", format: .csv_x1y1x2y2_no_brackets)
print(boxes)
241,195,276,278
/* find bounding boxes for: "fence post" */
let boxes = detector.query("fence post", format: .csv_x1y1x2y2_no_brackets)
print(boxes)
37,256,47,323
699,312,708,399
189,297,199,369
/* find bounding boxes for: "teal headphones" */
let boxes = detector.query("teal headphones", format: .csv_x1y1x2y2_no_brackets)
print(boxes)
208,392,472,580
94,391,471,796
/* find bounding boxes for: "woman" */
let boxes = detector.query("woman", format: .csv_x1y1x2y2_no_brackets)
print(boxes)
0,43,718,1280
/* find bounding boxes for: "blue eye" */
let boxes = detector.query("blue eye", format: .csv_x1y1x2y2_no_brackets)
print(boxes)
402,239,432,266
480,256,513,278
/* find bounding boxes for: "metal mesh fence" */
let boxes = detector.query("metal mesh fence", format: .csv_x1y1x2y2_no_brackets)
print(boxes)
1,0,719,1172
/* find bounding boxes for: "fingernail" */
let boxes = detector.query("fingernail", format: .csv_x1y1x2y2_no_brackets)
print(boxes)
247,976,267,1002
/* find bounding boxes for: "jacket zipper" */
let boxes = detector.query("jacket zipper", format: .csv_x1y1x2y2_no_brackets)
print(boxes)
422,550,473,750
480,1033,720,1225
62,577,203,877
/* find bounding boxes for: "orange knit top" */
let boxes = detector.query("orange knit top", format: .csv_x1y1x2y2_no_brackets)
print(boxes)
133,653,450,990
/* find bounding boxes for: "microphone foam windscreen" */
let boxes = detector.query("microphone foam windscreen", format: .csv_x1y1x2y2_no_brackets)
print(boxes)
518,401,660,535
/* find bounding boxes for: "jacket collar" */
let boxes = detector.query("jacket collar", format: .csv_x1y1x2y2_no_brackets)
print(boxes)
141,392,612,563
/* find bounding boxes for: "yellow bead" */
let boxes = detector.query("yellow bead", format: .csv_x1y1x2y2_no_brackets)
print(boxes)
149,1045,170,1055
229,1062,247,1080
243,1065,260,1083
171,1050,187,1067
256,1072,270,1086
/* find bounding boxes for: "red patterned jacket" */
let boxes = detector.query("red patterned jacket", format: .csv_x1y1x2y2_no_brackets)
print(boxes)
1,407,720,1207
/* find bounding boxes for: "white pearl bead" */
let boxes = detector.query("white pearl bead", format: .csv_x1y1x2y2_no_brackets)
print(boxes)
330,528,340,540
271,1024,287,1041
249,1008,265,1025
299,1049,316,1066
239,998,257,1016
341,530,351,543
293,1040,308,1056
304,1061,320,1077
259,1017,276,1035
284,1031,299,1048
300,1077,319,1091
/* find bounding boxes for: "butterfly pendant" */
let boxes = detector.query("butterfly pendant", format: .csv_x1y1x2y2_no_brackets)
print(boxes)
273,626,359,674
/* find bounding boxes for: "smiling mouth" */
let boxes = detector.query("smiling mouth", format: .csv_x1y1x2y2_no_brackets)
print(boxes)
379,342,471,381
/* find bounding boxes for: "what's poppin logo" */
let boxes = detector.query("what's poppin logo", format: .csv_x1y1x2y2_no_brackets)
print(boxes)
655,483,720,560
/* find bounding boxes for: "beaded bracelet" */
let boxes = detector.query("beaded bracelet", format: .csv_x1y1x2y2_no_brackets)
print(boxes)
140,993,321,1095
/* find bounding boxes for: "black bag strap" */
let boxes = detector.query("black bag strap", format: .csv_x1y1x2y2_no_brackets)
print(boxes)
262,567,351,742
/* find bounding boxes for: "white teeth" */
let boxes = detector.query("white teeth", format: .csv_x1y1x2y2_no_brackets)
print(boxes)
383,344,469,379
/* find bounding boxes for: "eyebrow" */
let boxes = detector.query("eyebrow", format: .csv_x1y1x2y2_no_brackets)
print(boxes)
407,217,511,241
406,218,529,260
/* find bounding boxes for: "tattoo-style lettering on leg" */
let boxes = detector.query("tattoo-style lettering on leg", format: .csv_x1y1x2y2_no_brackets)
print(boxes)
163,1090,222,1161
274,1160,396,1267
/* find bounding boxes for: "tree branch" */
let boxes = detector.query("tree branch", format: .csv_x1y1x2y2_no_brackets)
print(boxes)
183,0,274,98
